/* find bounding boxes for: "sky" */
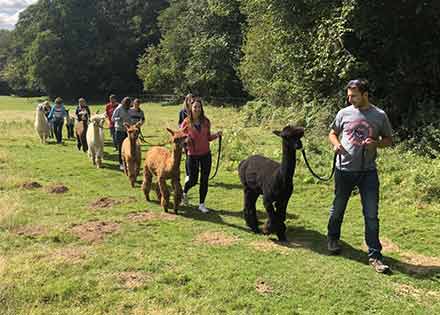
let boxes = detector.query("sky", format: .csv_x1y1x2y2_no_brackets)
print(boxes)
0,0,37,30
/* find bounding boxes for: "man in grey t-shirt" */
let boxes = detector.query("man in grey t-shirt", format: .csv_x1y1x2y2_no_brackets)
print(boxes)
327,79,393,273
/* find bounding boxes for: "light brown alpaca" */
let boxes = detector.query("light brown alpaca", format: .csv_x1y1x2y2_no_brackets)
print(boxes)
142,128,187,213
121,122,142,187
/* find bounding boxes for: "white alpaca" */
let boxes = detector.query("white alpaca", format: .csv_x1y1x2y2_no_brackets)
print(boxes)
34,103,50,144
86,113,106,168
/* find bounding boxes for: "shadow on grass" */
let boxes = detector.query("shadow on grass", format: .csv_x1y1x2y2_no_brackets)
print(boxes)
103,151,119,162
209,181,243,190
274,226,440,279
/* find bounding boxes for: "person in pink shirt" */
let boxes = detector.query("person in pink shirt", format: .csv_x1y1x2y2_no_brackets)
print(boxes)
180,98,222,213
105,94,119,150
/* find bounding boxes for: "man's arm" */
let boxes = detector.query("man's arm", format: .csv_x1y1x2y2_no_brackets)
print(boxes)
329,129,345,154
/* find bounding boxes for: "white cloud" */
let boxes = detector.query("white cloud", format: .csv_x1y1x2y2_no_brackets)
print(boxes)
0,0,37,30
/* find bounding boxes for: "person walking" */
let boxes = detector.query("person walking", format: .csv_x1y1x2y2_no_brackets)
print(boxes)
48,97,67,144
128,98,145,125
75,97,91,122
327,79,393,273
180,98,222,213
105,94,119,150
112,97,132,170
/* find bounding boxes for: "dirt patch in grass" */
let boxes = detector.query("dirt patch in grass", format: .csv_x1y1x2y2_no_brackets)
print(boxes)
46,184,69,194
116,271,151,289
12,225,47,238
70,221,120,243
195,231,238,246
360,238,440,274
89,197,122,210
20,181,42,189
255,279,274,294
249,240,293,255
127,211,178,222
394,283,440,302
361,238,400,253
398,252,440,275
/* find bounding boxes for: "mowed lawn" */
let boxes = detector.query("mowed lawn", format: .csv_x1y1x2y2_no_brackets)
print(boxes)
0,96,439,315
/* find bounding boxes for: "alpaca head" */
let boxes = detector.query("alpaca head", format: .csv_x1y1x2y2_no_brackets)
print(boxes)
124,122,141,141
90,114,106,128
166,128,187,149
273,125,305,150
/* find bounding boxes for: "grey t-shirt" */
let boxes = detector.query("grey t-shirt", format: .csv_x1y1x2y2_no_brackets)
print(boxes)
128,108,145,125
112,104,130,131
330,104,393,171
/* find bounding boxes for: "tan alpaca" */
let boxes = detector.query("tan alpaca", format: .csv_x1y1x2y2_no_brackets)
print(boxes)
142,128,187,213
121,122,142,187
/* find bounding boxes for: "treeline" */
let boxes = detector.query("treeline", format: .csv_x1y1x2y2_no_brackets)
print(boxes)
1,0,440,154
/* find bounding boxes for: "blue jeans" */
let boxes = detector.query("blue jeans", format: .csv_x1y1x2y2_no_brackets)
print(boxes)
109,127,117,148
53,119,64,144
328,169,382,259
115,130,127,165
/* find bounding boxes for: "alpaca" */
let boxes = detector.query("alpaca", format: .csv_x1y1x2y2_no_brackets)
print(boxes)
142,128,187,213
86,113,107,168
34,103,50,144
238,125,304,241
121,122,142,187
75,111,88,152
65,109,75,139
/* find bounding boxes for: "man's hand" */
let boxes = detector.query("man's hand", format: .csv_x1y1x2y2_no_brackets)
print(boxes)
363,137,378,151
333,143,347,155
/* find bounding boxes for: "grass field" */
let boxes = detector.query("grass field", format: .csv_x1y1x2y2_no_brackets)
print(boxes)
0,95,439,315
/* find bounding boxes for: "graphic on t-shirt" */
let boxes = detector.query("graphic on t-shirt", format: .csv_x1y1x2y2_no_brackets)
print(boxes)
346,119,373,146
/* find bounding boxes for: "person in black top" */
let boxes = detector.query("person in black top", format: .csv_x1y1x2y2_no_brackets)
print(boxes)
178,93,193,127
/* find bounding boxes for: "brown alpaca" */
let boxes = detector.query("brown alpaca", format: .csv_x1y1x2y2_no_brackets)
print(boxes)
121,122,142,187
142,128,187,213
75,112,88,152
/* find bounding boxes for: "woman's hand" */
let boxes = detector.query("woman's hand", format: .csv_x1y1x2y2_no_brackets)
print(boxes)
217,130,223,138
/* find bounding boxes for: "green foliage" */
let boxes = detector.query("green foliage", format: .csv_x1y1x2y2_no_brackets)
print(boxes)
2,0,168,97
137,0,245,97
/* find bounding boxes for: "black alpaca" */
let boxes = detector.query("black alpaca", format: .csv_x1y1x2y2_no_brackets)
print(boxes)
238,125,304,241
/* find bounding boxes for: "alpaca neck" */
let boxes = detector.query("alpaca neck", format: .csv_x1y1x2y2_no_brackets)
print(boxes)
168,144,182,173
129,136,137,156
93,125,101,143
280,141,296,181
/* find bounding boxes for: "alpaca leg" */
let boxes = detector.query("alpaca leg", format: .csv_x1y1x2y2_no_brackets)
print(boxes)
243,188,260,233
262,198,277,235
141,165,153,201
154,183,161,200
129,163,136,188
172,179,183,214
76,135,81,151
274,200,288,241
158,178,170,212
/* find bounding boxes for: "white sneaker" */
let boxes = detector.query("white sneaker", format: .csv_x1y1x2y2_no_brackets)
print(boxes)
181,193,189,206
198,203,209,213
119,164,124,171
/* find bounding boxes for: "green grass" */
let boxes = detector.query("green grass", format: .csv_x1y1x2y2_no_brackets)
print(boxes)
0,96,439,314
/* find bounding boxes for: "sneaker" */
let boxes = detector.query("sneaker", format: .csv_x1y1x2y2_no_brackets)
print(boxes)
369,258,390,273
184,175,190,184
198,203,209,213
181,193,189,206
327,239,341,254
119,164,124,171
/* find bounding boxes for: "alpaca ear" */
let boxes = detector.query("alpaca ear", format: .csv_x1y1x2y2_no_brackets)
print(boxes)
166,128,174,135
273,130,282,137
123,122,130,130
